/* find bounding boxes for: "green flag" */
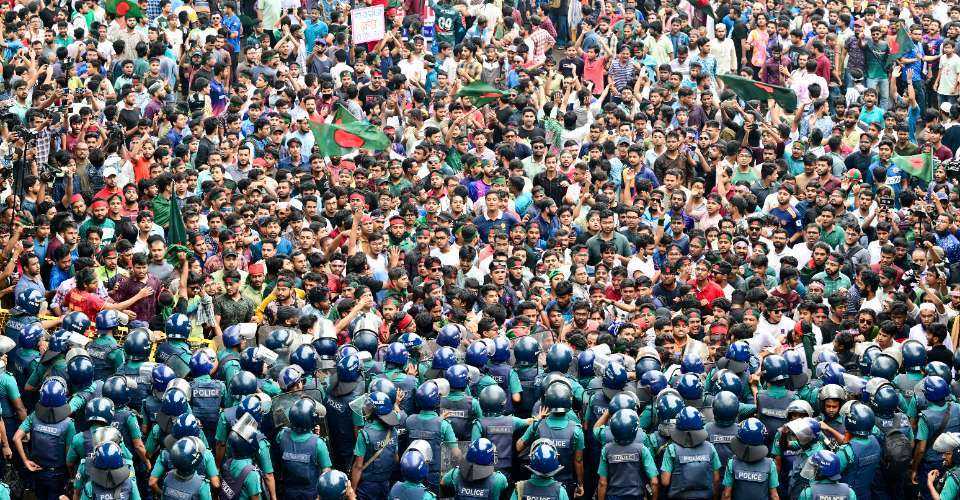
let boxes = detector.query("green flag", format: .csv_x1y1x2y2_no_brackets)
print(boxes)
166,194,187,246
105,0,144,18
332,103,358,125
310,120,391,157
456,81,509,107
889,26,916,60
892,152,934,183
718,74,799,112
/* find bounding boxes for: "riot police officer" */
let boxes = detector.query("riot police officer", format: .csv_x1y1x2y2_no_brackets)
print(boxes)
797,450,855,500
517,381,585,498
915,376,960,500
351,390,400,500
440,437,509,499
382,342,418,417
837,402,881,500
78,441,140,499
324,354,366,471
149,417,220,493
319,469,356,500
13,377,75,500
10,323,43,391
217,324,246,386
389,448,437,500
4,289,44,340
597,409,660,500
160,437,214,500
511,441,569,500
513,336,541,419
465,341,497,396
189,350,227,446
487,336,521,414
143,364,177,431
88,310,125,381
66,397,127,478
897,340,928,418
471,385,534,481
116,328,153,406
220,430,265,500
276,398,332,498
146,387,195,457
352,330,382,385
706,391,740,478
585,361,631,498
442,364,483,445
755,354,797,445
723,418,778,500
660,406,721,500
156,314,194,378
872,383,913,500
405,380,460,492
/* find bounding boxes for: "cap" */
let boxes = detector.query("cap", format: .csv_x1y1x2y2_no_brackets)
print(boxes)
102,166,119,178
942,102,953,114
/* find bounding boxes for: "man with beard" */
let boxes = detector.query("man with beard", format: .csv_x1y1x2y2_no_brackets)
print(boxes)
78,200,117,249
585,210,631,266
799,242,831,286
45,219,79,268
652,264,687,308
241,262,267,306
111,252,162,325
386,215,414,253
812,253,852,297
213,269,256,332
258,272,304,325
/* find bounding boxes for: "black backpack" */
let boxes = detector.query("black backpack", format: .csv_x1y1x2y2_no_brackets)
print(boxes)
881,426,912,475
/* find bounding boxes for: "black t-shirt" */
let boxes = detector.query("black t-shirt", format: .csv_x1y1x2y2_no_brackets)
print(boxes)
118,107,142,130
557,57,584,78
359,84,389,110
518,125,546,141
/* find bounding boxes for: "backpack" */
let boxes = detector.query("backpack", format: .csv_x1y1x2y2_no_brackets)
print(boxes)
881,427,913,474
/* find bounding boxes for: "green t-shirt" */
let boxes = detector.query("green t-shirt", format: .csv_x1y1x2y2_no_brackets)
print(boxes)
429,0,462,44
150,449,220,480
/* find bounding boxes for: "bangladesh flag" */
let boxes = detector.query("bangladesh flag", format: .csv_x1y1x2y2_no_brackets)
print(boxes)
892,152,934,183
694,0,715,19
105,0,144,18
457,81,509,107
310,120,391,157
889,26,916,60
718,74,798,112
331,103,358,125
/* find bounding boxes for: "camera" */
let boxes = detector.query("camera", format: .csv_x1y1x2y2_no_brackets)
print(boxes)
878,196,893,208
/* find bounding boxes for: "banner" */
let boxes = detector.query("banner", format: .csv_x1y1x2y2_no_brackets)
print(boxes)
351,5,385,45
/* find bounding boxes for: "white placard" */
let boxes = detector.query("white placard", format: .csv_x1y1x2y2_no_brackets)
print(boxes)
351,5,385,45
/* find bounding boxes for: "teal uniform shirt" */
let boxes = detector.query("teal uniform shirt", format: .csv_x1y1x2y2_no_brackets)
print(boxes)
90,335,125,373
18,412,76,455
660,442,722,473
938,467,960,500
394,480,438,500
67,427,134,465
598,440,659,479
441,469,509,496
837,435,880,470
146,425,210,456
217,349,242,386
894,372,925,417
471,415,530,441
473,374,498,396
401,412,458,448
223,457,262,500
150,449,219,479
12,348,39,386
722,458,779,488
447,391,484,420
917,401,951,441
0,371,19,419
520,414,585,452
275,428,332,469
797,479,857,500
73,456,135,489
27,357,66,388
509,476,571,500
115,409,143,443
69,384,101,413
0,482,8,500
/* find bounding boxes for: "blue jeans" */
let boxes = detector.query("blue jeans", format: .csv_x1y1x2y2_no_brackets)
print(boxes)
356,479,390,500
549,9,569,46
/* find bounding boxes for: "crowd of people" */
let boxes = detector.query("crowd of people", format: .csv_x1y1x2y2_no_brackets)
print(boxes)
5,0,960,498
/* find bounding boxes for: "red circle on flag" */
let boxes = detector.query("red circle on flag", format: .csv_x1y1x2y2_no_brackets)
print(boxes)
116,2,130,15
334,129,364,148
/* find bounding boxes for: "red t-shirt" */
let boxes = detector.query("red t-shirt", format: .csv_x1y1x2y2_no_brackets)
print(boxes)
64,288,105,319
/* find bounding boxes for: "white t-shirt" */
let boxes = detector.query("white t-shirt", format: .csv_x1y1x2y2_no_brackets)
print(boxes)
939,53,960,96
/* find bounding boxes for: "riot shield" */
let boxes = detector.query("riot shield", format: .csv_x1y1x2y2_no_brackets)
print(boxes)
438,442,463,500
271,392,302,430
166,353,191,378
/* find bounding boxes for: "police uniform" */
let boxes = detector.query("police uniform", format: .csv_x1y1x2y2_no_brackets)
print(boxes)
706,420,738,478
78,466,141,500
86,334,125,381
519,415,585,496
384,367,419,416
405,410,459,491
441,390,483,443
160,470,214,500
216,349,243,386
509,475,571,500
66,425,134,468
471,414,530,480
150,446,220,483
797,479,856,500
276,427,332,498
487,360,522,415
213,408,273,474
18,411,77,500
722,456,779,500
323,378,366,470
155,340,193,379
755,385,796,445
220,457,263,500
837,434,881,500
514,362,541,419
388,479,439,500
440,467,509,500
660,440,721,499
189,374,227,445
598,434,659,499
116,360,151,411
917,402,960,500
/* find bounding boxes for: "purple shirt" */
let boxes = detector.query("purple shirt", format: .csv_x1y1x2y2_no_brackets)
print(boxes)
111,275,162,323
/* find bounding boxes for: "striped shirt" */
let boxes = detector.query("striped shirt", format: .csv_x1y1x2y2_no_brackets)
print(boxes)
609,58,637,90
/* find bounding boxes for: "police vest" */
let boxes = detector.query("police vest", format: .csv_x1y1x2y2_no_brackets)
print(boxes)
388,481,428,500
480,415,515,468
89,473,134,500
189,379,224,433
455,472,497,500
162,471,205,500
839,436,880,500
487,363,514,414
668,441,715,499
32,416,72,469
441,395,474,441
705,422,737,476
406,414,443,475
536,420,575,483
730,457,772,500
922,403,960,465
604,440,649,497
757,390,794,439
810,481,852,500
360,424,398,483
87,338,120,381
324,382,364,460
278,429,321,492
516,366,539,418
517,480,563,500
